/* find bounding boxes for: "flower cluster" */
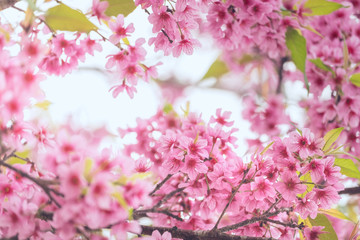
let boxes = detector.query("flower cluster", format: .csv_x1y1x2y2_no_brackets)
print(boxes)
119,107,344,239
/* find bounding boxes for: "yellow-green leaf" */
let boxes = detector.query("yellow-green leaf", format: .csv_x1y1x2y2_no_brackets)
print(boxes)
112,192,129,210
304,0,343,16
323,127,344,152
309,58,334,76
299,173,314,198
83,158,93,182
6,150,30,165
318,208,354,222
202,58,229,80
285,27,309,92
350,73,360,87
102,0,136,17
45,4,98,33
129,172,152,181
334,158,360,179
163,103,174,114
35,100,52,110
260,141,274,155
309,214,338,240
349,221,360,240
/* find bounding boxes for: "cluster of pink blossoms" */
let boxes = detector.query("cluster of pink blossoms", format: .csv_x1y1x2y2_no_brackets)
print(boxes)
120,107,344,239
295,1,360,156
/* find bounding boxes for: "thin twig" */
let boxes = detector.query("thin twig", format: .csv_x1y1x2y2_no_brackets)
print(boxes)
140,225,275,240
212,168,249,230
264,218,304,229
134,209,183,221
153,187,185,209
0,160,63,208
150,174,173,196
339,186,360,195
218,208,292,233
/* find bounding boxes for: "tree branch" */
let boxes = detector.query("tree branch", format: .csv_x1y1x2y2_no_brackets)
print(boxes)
0,160,63,208
140,225,274,240
150,174,173,196
153,187,185,209
212,168,249,230
0,0,18,10
218,208,292,233
339,186,360,195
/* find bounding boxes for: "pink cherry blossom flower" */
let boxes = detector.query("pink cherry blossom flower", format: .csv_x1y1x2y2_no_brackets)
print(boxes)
276,172,306,201
149,230,172,240
210,108,234,127
181,155,208,180
110,81,137,98
250,177,276,201
312,186,340,209
109,14,135,44
295,192,318,219
304,226,326,240
172,38,200,57
148,6,177,33
301,159,325,183
92,0,109,23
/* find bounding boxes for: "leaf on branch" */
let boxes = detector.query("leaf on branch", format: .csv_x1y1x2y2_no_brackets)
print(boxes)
308,214,338,240
322,127,344,152
7,150,30,165
334,158,360,179
102,0,137,17
285,27,309,92
45,3,98,33
260,141,274,155
201,58,229,80
309,58,335,76
318,208,354,222
303,0,344,16
298,173,314,198
350,73,360,87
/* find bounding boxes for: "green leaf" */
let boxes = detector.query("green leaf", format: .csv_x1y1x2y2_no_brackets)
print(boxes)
102,0,136,17
318,208,354,222
304,0,343,16
202,58,229,80
309,58,335,76
299,173,314,198
322,127,344,152
308,214,338,240
260,141,274,155
334,158,360,179
286,28,307,73
6,150,30,165
350,73,360,87
45,4,98,33
163,103,174,114
285,28,308,92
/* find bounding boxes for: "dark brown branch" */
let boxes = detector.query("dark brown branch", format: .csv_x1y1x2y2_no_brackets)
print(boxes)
212,168,249,230
0,160,63,208
0,0,18,10
264,218,304,229
276,57,289,94
140,225,274,240
218,208,292,233
150,174,173,196
339,186,360,195
134,209,183,221
153,187,185,209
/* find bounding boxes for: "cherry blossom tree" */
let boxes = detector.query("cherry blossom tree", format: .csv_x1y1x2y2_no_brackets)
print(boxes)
0,0,359,239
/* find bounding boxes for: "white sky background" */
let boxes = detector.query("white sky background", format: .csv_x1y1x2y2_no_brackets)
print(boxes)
1,1,308,156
